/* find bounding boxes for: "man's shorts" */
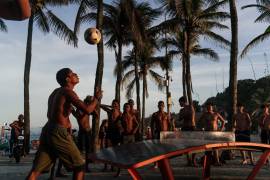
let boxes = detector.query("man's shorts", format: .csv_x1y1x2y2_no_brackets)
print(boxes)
32,123,85,173
123,135,135,144
181,126,195,131
235,130,251,142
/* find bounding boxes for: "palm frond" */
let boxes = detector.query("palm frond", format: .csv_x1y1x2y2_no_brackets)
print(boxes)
254,9,270,23
256,0,270,5
192,48,219,61
241,28,270,58
241,4,269,13
34,9,50,34
125,78,136,99
197,12,230,22
122,69,135,88
47,11,78,47
74,0,92,35
80,12,97,25
204,21,229,30
44,0,69,6
149,70,165,91
203,0,229,14
203,31,231,49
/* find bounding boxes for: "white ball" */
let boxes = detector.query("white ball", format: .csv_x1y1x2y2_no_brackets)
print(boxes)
84,28,101,45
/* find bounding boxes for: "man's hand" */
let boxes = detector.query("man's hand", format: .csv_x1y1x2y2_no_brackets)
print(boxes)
94,87,103,100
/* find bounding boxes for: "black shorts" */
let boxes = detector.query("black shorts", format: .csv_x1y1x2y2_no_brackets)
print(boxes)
261,130,270,144
235,130,250,142
181,126,195,131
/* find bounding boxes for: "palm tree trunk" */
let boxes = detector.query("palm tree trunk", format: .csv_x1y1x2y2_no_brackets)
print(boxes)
115,42,122,104
142,72,146,136
134,48,141,138
186,55,193,105
184,31,193,104
23,14,34,154
92,0,104,153
181,56,187,99
228,0,238,130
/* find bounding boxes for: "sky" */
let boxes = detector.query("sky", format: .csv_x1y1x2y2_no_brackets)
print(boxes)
1,0,270,128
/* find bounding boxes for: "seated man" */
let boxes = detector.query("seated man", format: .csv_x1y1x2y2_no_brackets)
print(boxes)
0,0,31,20
9,114,24,157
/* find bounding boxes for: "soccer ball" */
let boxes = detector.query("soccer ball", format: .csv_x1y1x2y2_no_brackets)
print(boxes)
84,28,101,45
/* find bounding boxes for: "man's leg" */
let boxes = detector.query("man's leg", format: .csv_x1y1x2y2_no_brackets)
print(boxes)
26,171,41,180
73,169,85,180
85,131,91,172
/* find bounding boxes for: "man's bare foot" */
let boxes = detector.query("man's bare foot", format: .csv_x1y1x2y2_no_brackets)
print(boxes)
241,160,248,165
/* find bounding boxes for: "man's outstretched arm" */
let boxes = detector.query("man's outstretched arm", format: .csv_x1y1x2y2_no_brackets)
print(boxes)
0,0,31,20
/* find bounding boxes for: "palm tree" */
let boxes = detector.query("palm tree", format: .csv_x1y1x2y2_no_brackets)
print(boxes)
121,47,167,133
73,0,104,152
228,0,238,130
241,0,270,57
160,31,220,100
121,1,161,132
0,19,7,32
157,0,230,104
23,0,77,153
77,0,129,104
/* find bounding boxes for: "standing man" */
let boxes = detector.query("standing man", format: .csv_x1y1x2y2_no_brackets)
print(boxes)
75,95,97,172
233,103,254,165
199,102,225,131
121,103,139,144
178,96,196,166
199,102,225,165
26,68,102,180
9,114,24,157
100,99,122,147
128,99,140,141
178,96,196,130
151,101,170,139
259,104,270,144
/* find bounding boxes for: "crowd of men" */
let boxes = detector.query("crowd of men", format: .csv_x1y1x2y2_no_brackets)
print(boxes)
3,67,268,180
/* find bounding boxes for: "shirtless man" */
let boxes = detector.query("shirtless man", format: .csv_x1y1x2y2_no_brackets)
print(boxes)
259,104,270,144
178,96,196,130
151,101,170,139
26,68,102,180
100,100,122,174
0,0,31,20
178,96,196,166
121,103,139,144
100,99,123,146
199,102,225,165
9,114,24,157
199,102,225,131
128,99,140,141
75,95,97,172
233,103,254,164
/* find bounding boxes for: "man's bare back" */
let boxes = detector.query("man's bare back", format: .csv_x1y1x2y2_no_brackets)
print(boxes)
179,105,195,128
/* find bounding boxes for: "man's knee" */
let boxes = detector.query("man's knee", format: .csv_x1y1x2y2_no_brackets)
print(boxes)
73,164,85,172
26,171,40,180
